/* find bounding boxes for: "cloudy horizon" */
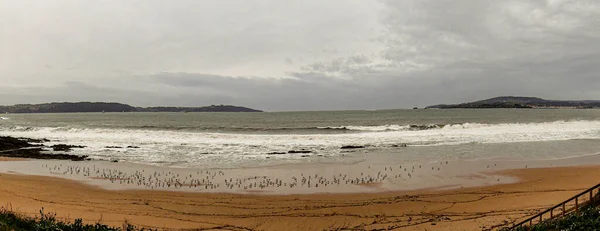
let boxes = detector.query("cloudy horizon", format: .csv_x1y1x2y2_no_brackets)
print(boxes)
1,0,599,111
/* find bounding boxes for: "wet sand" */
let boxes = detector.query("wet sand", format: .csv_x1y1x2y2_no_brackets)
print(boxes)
0,157,26,161
0,158,523,194
1,163,599,230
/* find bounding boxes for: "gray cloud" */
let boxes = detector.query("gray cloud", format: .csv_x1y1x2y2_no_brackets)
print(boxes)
1,0,599,111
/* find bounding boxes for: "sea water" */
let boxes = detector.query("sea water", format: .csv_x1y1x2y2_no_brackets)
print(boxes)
1,109,600,169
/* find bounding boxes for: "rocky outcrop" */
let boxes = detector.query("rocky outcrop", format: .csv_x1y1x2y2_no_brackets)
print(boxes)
0,136,44,150
340,145,365,149
51,144,86,152
288,150,312,154
0,136,88,161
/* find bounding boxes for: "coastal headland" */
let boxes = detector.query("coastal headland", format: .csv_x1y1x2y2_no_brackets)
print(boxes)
426,96,600,109
0,102,262,113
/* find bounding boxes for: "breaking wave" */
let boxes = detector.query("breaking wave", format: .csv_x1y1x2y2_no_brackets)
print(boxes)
318,124,443,132
1,120,600,168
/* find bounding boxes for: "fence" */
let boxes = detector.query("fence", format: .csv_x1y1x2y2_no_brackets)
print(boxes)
510,183,600,229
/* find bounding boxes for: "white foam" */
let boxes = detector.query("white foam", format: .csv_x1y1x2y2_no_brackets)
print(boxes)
319,124,413,131
1,120,600,168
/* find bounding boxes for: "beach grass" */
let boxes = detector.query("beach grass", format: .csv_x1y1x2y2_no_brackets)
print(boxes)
512,205,600,231
0,207,152,231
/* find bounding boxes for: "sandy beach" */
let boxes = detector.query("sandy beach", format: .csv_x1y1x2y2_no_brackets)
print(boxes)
2,0,600,229
2,136,600,230
0,159,598,230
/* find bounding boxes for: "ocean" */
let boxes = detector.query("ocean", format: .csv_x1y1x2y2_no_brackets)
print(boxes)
1,109,600,170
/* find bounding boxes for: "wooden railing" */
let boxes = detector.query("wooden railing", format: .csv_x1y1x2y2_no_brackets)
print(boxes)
510,183,600,230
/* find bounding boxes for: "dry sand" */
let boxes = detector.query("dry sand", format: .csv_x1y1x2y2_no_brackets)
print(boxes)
1,164,598,230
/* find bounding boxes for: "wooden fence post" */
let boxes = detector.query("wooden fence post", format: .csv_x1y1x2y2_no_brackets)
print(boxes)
510,184,600,230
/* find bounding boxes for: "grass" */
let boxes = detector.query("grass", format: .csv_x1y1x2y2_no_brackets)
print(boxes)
512,205,600,231
0,207,153,231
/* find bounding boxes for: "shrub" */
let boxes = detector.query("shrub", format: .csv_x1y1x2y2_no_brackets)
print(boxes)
514,206,600,231
0,207,153,231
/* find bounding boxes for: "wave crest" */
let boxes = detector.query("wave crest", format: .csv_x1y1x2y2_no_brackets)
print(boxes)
317,123,473,132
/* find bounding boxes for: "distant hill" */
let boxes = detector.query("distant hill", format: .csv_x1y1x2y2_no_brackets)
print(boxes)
0,102,263,113
426,96,600,109
139,105,262,113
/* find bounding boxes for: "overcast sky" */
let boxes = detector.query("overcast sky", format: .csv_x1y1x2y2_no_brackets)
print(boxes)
1,0,599,111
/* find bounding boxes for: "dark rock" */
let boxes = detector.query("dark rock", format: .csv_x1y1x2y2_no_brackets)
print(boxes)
288,150,312,154
267,152,286,155
0,148,88,161
0,136,40,151
409,124,444,131
111,160,118,163
340,145,365,149
392,144,408,148
105,146,123,149
126,146,140,149
0,136,88,161
51,144,86,152
20,137,50,143
301,155,311,157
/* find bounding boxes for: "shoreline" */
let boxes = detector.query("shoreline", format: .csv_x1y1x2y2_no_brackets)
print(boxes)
1,163,599,230
2,136,600,229
2,137,600,229
2,151,600,195
0,157,519,195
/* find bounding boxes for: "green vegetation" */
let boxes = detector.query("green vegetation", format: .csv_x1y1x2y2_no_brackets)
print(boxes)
0,207,152,231
513,205,600,231
0,102,137,113
426,96,600,109
0,102,263,113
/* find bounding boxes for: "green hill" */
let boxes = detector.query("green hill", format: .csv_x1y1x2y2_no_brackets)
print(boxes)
0,102,262,113
426,96,600,109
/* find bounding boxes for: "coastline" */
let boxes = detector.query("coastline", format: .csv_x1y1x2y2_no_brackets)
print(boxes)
2,151,600,195
2,133,600,229
0,162,598,230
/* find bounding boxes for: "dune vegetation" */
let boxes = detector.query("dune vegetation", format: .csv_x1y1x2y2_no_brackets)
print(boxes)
512,205,600,231
0,207,152,231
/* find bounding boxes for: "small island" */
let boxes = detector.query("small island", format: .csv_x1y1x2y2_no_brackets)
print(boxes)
0,102,263,113
426,96,600,109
